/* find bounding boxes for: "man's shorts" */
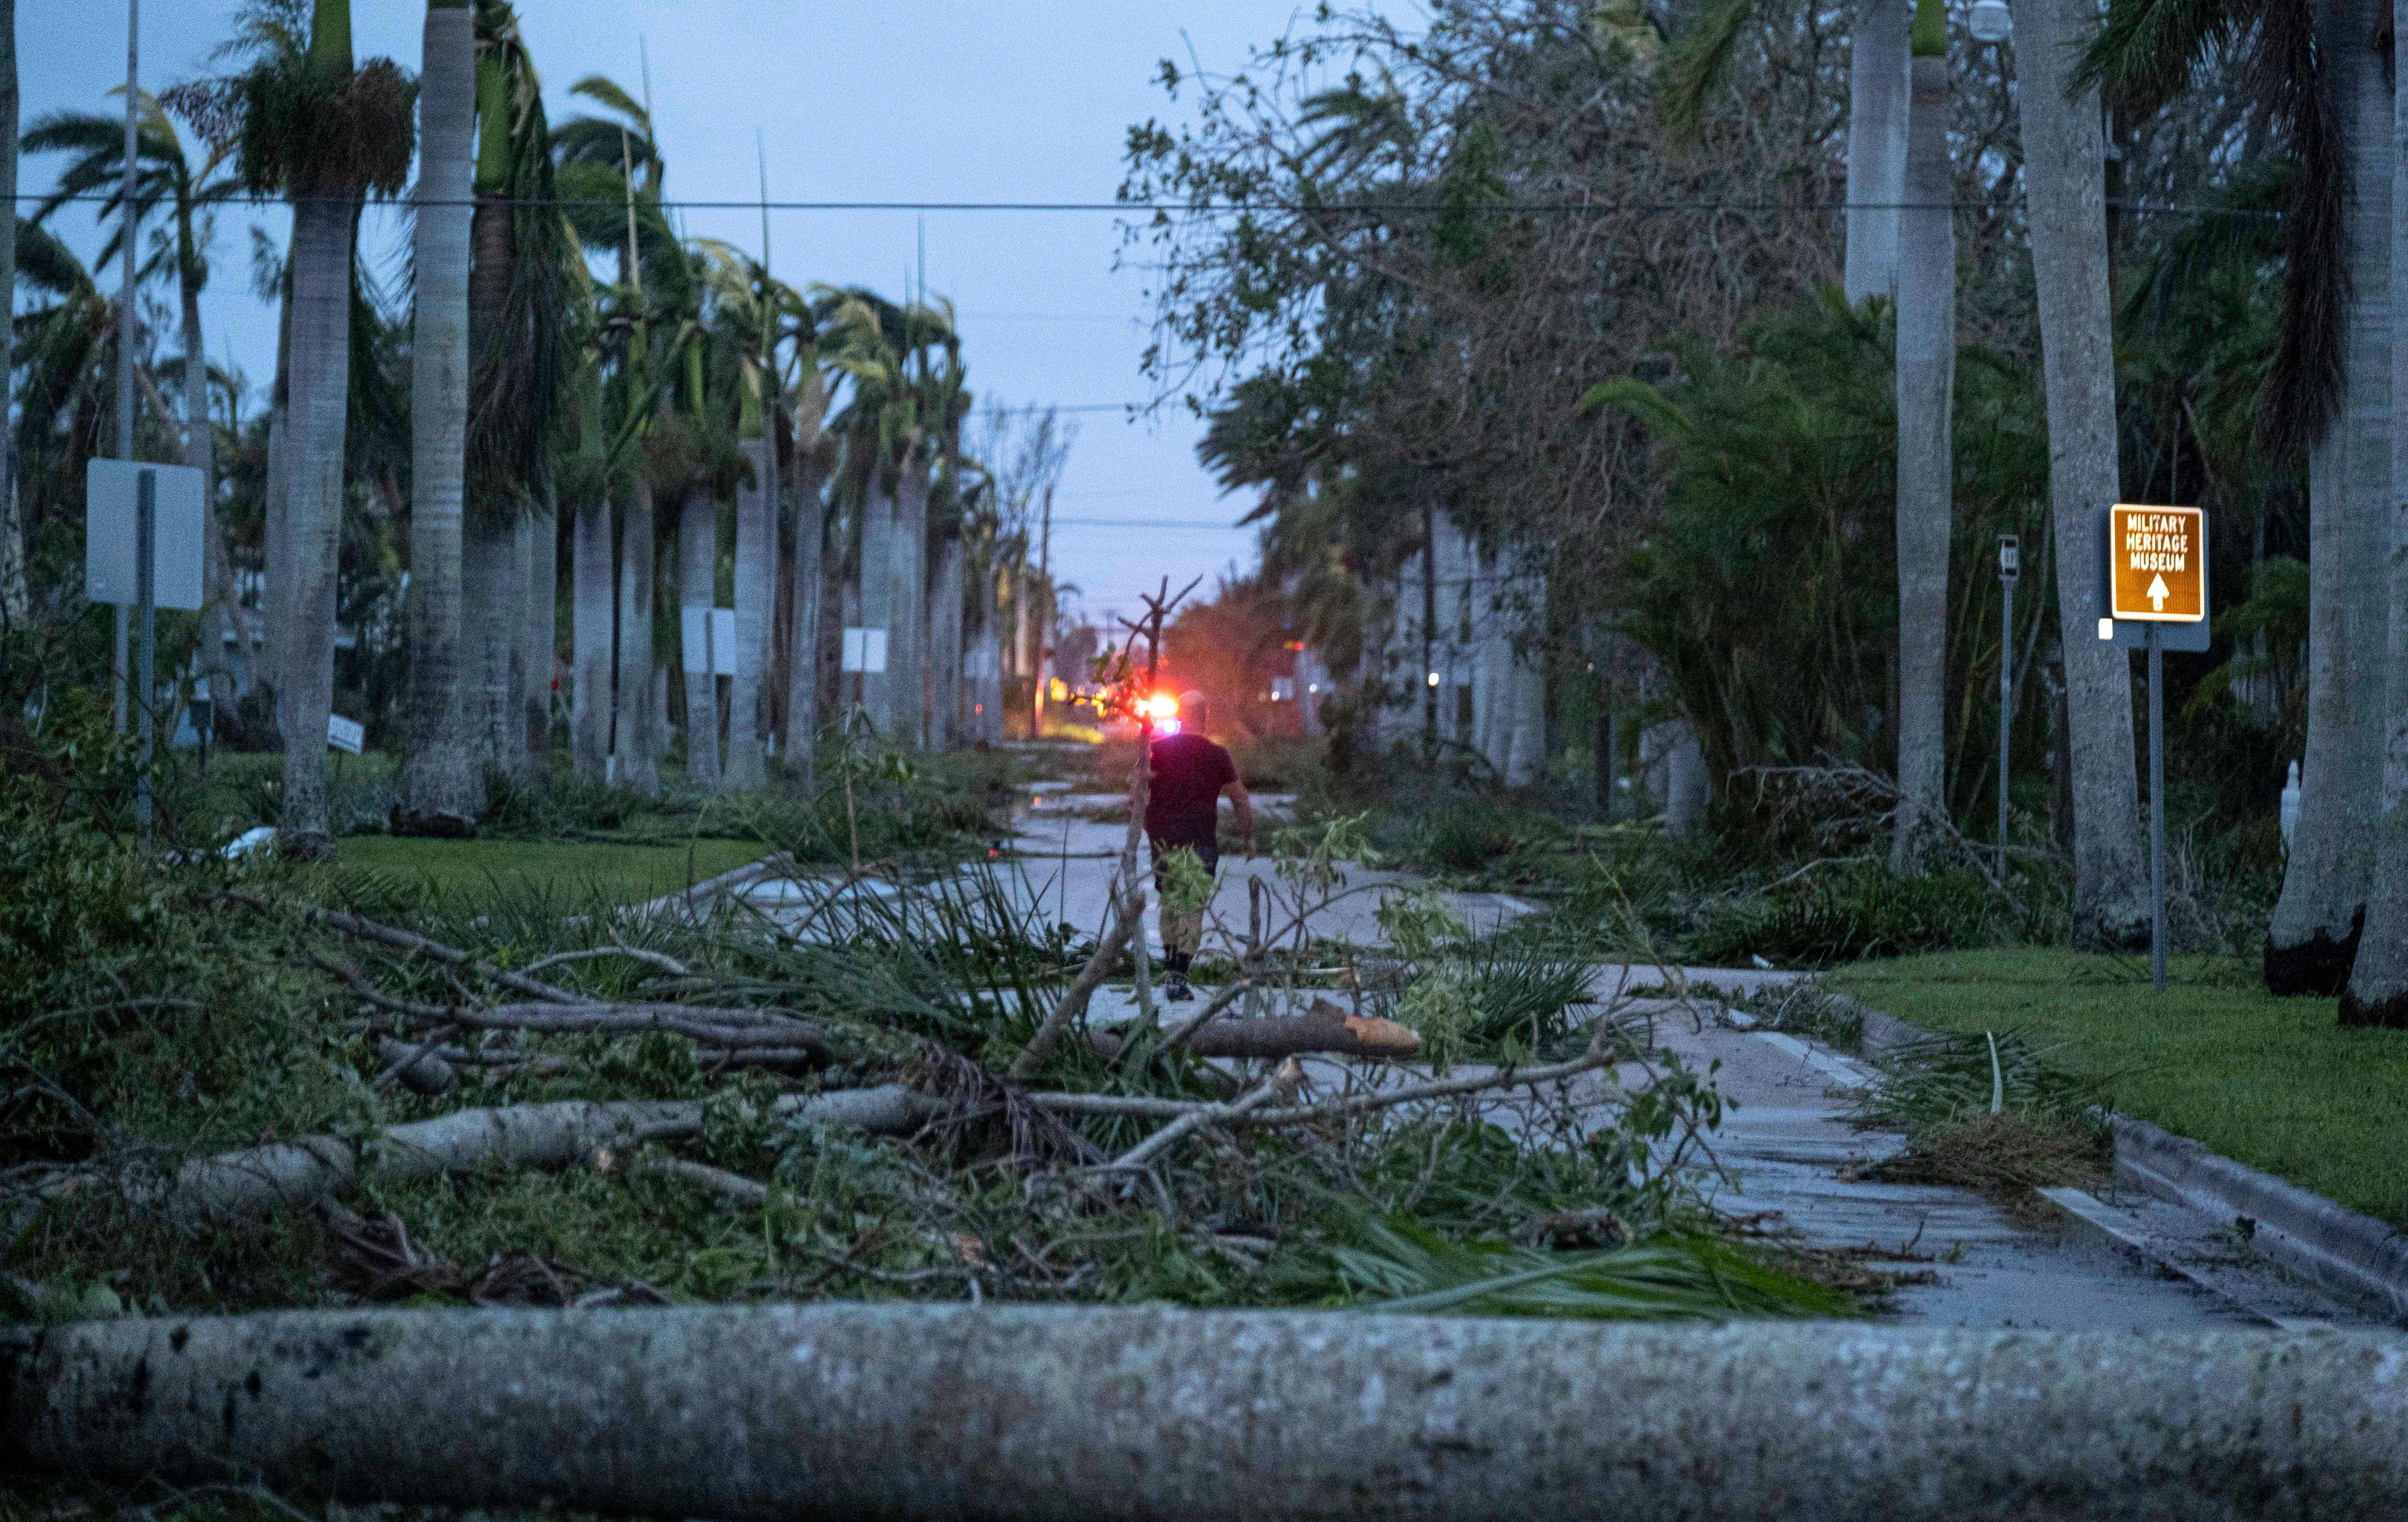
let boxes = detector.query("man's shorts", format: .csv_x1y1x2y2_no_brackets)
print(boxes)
1148,837,1219,888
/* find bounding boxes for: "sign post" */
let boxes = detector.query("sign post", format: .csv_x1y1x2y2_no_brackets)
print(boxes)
2100,504,2208,992
1996,536,2018,875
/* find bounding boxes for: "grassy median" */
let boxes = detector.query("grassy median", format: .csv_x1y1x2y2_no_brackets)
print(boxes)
1827,950,2408,1228
336,834,765,906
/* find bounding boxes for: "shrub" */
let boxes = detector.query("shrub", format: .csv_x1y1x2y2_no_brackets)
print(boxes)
1686,865,2000,968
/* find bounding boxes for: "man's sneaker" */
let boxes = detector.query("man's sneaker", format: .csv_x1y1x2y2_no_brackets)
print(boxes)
1163,973,1194,1002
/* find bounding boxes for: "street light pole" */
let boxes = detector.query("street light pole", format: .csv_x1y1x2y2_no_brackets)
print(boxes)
1997,535,2018,873
114,0,139,734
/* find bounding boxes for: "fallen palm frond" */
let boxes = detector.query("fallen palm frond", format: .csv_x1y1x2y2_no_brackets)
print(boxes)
1324,1213,1850,1321
1848,1028,2115,1197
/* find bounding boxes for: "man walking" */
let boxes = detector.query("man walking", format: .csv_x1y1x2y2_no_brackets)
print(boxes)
1146,690,1254,1001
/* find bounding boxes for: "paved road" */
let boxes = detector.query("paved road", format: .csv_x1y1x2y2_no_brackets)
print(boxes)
724,772,2378,1331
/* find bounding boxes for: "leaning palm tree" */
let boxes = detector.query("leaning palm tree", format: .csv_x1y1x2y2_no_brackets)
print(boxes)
387,0,478,835
1887,0,1953,876
30,90,246,688
2002,0,2150,945
175,0,413,851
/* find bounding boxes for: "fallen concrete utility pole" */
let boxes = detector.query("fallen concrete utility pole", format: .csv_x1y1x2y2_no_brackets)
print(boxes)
4,1304,2401,1519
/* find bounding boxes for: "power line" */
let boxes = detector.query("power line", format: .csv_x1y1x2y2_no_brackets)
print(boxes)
17,192,2280,219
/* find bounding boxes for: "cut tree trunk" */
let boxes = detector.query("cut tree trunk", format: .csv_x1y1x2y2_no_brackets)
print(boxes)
1090,1000,1420,1061
615,479,661,796
277,194,358,849
1843,0,1907,304
727,439,771,786
1888,34,1955,878
5,1308,2403,1520
571,492,613,778
389,1,481,835
678,486,720,788
2270,0,2389,994
2007,0,2149,949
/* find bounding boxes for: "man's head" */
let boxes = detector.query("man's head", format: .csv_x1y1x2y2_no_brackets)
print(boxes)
1179,690,1209,736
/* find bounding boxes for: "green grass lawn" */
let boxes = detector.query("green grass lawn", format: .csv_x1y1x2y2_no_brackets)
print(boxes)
1827,949,2408,1228
336,834,764,907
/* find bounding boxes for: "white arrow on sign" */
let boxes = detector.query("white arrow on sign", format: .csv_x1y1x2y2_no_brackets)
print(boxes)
2148,573,2170,611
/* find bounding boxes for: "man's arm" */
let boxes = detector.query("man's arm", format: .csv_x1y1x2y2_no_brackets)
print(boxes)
1224,777,1256,855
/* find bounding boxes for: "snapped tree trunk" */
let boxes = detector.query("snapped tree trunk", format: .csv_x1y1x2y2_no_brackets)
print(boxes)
2340,0,2408,1024
1843,0,1908,304
7,1308,2405,1521
571,491,613,778
2007,0,2149,948
727,439,771,787
1888,8,1954,878
277,194,358,849
389,0,482,836
614,478,661,796
678,485,720,788
2271,0,2389,994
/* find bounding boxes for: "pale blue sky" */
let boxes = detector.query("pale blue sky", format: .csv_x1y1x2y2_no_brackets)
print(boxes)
21,0,1312,620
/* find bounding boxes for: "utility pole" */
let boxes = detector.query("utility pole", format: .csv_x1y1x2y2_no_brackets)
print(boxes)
114,0,138,734
757,128,779,758
1033,482,1052,736
1420,490,1437,757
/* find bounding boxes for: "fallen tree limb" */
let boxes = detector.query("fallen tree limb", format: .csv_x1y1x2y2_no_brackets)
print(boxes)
1110,1059,1301,1171
3,1305,2401,1519
1023,1042,1613,1127
28,1087,932,1225
1092,999,1420,1062
1007,886,1141,1081
304,907,583,1006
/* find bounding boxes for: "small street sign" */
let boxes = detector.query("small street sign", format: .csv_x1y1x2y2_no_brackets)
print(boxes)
680,605,738,676
327,714,365,754
86,459,205,609
2108,504,2205,622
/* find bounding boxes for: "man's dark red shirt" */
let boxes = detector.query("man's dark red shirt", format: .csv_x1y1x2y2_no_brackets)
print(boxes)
1145,731,1236,852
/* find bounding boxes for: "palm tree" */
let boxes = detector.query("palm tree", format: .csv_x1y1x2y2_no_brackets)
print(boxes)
180,0,413,850
783,298,839,771
388,0,479,835
2004,0,2150,946
676,460,720,787
1887,0,1953,876
563,350,613,778
29,90,245,688
0,0,22,623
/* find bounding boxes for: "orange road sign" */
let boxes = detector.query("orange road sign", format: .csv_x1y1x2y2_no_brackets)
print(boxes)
2109,504,2205,622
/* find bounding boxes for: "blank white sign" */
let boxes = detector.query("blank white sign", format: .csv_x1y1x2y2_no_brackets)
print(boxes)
327,714,365,754
842,627,889,675
86,459,206,610
680,605,738,676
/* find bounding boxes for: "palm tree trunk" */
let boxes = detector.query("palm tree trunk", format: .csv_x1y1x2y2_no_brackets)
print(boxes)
1843,0,1908,304
278,193,357,849
522,497,556,771
858,472,897,743
390,0,480,835
726,439,771,786
571,490,612,777
2272,0,2389,994
262,269,293,739
784,453,825,770
2337,0,2408,1023
1888,0,1954,877
465,183,520,780
678,485,720,788
614,478,661,795
0,0,18,623
895,453,930,749
2007,0,2149,946
930,526,963,750
180,247,229,692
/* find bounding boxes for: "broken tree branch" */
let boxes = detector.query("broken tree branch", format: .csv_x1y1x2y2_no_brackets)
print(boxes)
1110,1057,1302,1171
1007,885,1142,1081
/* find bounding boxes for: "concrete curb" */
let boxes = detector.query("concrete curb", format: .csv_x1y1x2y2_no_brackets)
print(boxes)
1829,989,2408,1325
2106,1112,2408,1324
